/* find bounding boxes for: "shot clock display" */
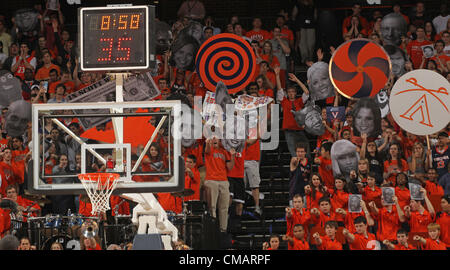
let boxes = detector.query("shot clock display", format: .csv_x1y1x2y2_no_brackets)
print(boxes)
80,6,152,71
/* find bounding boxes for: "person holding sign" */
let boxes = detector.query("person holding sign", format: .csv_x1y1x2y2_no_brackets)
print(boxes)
368,195,405,243
403,187,435,235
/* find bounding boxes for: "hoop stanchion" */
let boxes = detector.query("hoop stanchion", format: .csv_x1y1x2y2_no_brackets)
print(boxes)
78,173,121,216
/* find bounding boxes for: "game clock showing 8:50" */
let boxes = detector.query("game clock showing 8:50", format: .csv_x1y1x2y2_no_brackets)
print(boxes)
79,6,153,71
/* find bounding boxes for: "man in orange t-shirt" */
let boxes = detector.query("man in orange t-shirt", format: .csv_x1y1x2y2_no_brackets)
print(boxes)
245,17,271,45
286,195,311,249
368,195,403,242
435,195,449,248
407,26,433,69
48,70,75,97
312,221,343,250
383,229,416,250
282,224,309,250
343,216,377,250
404,187,435,234
314,142,334,190
204,137,235,232
34,52,61,81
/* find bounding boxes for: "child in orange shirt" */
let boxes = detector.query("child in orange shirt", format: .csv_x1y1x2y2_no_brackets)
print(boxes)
361,172,382,206
312,221,343,250
282,224,310,250
343,216,377,250
286,194,311,249
311,197,341,229
262,235,280,250
383,229,416,250
413,223,447,250
305,173,329,210
435,195,449,248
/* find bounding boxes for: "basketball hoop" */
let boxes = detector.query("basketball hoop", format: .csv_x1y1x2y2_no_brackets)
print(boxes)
78,173,121,216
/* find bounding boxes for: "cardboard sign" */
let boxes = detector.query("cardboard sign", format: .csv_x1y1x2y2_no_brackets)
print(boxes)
326,106,346,122
330,38,391,99
389,70,450,136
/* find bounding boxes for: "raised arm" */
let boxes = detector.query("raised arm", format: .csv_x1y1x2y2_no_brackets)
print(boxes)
393,196,406,222
421,187,435,216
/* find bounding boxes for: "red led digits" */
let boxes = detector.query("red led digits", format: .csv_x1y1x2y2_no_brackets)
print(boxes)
118,15,128,30
130,14,140,29
100,15,110,30
116,37,132,61
97,38,113,62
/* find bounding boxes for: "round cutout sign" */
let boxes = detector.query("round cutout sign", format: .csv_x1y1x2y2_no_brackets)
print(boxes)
389,69,450,136
329,38,391,99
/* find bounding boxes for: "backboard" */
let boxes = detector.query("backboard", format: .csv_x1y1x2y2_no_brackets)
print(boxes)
29,100,184,195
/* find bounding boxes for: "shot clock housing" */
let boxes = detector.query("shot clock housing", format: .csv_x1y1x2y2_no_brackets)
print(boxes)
79,5,155,71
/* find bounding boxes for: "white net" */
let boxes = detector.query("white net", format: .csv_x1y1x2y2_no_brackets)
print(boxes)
78,173,120,216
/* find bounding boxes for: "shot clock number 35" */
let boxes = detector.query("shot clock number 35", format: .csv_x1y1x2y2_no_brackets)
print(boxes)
79,6,153,71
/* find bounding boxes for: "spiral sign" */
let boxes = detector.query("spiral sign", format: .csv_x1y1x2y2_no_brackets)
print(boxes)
330,39,391,99
196,33,256,94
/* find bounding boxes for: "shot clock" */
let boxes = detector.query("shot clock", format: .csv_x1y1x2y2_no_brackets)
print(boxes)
79,6,155,71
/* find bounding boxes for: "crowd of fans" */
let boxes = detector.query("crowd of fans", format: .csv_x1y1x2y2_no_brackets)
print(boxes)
0,0,449,250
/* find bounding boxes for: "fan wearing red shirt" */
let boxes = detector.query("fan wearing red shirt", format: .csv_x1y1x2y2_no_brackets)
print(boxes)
368,195,404,242
312,221,343,250
435,195,450,248
286,195,311,249
383,229,416,250
275,71,309,158
0,148,24,187
185,155,201,201
341,4,370,35
282,224,310,250
424,168,445,198
5,185,40,222
403,187,436,235
413,223,447,250
305,173,329,210
361,173,382,205
407,26,433,69
383,143,409,186
310,197,342,229
262,235,280,250
245,17,271,45
157,192,182,214
394,173,410,210
343,216,377,250
109,195,130,216
329,177,349,223
314,142,334,190
204,137,235,232
337,199,374,234
82,237,102,250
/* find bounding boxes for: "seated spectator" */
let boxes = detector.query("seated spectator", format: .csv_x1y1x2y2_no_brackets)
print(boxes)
430,40,450,72
35,51,60,81
312,221,343,250
47,83,67,103
245,17,271,45
48,69,75,97
11,42,37,80
383,229,416,250
343,15,368,39
341,3,370,35
413,223,447,250
282,224,310,250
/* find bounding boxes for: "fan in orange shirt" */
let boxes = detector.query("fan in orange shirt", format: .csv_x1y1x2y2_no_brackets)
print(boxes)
184,155,201,201
343,216,377,250
312,221,343,250
282,224,309,250
383,229,416,250
34,51,61,81
305,173,329,210
285,195,312,249
413,223,447,250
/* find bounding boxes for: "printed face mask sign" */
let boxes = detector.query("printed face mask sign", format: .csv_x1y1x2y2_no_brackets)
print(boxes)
375,89,390,118
382,187,395,205
352,97,382,138
348,194,362,213
307,61,334,101
384,45,407,78
390,70,450,136
293,102,325,136
380,13,407,47
5,100,31,137
421,45,435,59
0,70,23,108
155,21,173,55
326,106,346,122
14,9,39,32
409,183,424,201
169,22,202,71
331,139,359,179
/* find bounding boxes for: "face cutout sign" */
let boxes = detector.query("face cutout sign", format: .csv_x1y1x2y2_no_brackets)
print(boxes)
375,89,390,118
14,9,39,32
292,102,325,136
307,61,335,101
331,139,359,180
5,100,31,137
169,22,202,71
154,20,173,56
0,70,23,108
380,13,407,47
352,97,382,138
